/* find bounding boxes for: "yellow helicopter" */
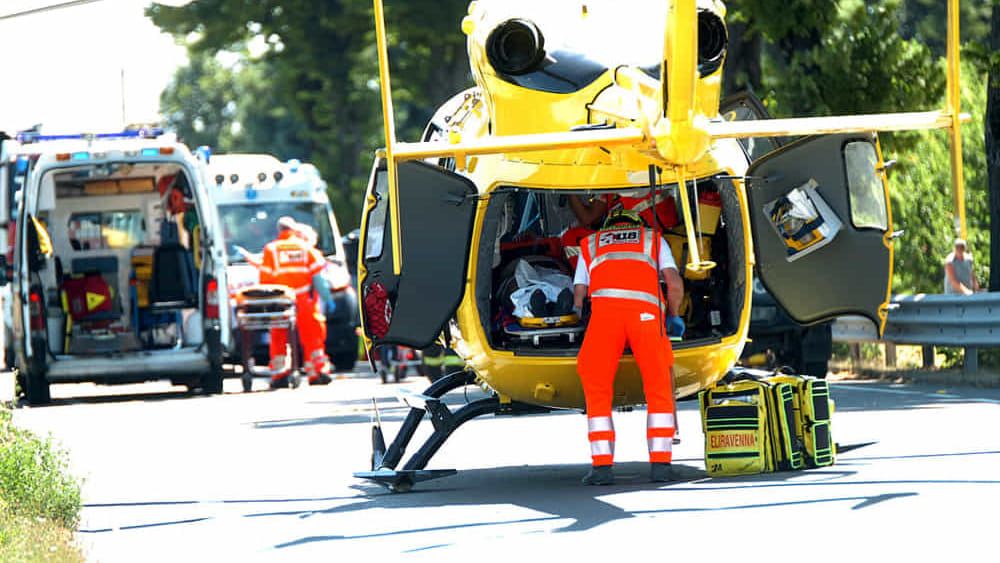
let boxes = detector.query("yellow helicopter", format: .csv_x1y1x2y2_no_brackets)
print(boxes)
354,0,969,491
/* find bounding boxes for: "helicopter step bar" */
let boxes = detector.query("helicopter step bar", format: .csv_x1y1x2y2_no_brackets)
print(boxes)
354,370,550,492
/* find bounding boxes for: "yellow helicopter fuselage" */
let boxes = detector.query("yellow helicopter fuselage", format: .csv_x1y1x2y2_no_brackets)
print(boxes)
425,0,744,409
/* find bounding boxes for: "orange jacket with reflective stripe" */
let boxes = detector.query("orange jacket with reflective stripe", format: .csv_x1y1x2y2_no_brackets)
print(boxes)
580,226,661,310
259,231,325,294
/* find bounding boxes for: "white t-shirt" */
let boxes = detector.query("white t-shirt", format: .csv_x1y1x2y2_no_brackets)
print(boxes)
573,236,677,286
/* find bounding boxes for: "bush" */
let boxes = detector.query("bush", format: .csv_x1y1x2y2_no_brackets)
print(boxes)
0,409,82,528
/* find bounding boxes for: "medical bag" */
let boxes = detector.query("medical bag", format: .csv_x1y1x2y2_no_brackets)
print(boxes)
61,272,114,321
699,379,773,476
765,374,835,468
765,379,804,471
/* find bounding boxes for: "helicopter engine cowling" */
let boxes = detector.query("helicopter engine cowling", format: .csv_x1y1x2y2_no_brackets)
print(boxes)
485,18,546,76
697,9,727,77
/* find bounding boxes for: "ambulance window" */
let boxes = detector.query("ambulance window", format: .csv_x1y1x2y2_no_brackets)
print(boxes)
364,169,389,260
69,210,144,250
844,141,888,231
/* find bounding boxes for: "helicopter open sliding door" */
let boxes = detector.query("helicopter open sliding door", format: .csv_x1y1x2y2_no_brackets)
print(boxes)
746,133,892,334
358,157,477,349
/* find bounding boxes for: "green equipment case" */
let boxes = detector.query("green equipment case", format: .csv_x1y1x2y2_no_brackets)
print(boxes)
765,373,835,468
765,380,804,471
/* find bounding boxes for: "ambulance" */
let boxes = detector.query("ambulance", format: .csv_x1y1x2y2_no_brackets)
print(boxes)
203,153,359,372
0,132,22,368
7,128,231,404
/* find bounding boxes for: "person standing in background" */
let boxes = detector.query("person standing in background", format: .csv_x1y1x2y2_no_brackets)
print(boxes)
944,238,980,295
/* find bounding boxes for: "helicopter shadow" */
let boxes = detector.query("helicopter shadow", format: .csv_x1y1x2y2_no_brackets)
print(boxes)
251,458,930,553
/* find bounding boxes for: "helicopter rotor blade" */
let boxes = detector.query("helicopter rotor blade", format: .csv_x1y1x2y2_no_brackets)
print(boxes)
384,126,646,163
707,110,970,140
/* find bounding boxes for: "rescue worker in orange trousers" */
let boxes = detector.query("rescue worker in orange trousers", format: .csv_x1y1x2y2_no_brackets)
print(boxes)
574,208,685,485
247,216,332,387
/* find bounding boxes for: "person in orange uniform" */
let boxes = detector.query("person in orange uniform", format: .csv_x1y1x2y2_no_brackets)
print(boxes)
249,216,332,388
574,208,685,485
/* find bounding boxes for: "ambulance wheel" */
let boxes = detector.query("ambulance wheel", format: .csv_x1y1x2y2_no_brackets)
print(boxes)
23,338,50,405
290,373,302,389
203,328,225,395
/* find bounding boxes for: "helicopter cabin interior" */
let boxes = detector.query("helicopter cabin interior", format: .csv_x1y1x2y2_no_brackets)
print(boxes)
476,177,746,354
26,162,204,358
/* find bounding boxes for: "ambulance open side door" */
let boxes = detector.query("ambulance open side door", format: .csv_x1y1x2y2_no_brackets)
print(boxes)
745,132,893,335
358,158,477,351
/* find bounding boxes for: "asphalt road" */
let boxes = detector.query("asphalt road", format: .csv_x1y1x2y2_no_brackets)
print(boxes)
4,368,1000,562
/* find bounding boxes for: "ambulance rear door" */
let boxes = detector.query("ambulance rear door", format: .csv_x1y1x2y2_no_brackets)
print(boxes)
358,157,477,351
745,132,893,335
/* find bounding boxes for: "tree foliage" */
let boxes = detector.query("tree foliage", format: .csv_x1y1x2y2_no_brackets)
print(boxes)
149,0,471,230
886,62,989,293
151,0,992,293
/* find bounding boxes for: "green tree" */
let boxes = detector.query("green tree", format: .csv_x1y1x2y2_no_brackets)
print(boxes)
900,0,991,57
149,0,471,230
886,61,989,294
159,52,240,151
965,1,1000,290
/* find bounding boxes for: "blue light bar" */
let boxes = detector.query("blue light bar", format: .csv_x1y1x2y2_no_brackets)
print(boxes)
140,148,159,156
71,151,89,160
16,127,165,143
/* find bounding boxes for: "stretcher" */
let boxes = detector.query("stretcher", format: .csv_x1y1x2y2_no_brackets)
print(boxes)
503,316,586,346
233,284,298,392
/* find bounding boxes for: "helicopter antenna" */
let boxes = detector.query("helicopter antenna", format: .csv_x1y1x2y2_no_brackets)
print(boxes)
373,0,403,275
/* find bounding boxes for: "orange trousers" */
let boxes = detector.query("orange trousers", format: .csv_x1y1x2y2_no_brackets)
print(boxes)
577,300,676,466
269,292,330,381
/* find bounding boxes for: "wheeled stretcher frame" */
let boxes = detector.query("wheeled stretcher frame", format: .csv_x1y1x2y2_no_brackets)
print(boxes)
234,284,299,392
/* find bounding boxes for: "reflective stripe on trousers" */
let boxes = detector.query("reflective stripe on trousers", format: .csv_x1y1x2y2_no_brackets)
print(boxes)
588,415,615,466
647,412,675,463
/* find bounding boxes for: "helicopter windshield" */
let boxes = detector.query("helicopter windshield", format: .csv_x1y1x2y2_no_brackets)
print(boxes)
480,0,668,93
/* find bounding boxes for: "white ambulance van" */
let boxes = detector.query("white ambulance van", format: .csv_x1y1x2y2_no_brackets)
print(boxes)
8,129,231,404
203,153,359,371
0,132,22,368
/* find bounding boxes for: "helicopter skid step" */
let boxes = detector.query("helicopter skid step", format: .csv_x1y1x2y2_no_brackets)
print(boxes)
355,369,551,492
353,469,458,493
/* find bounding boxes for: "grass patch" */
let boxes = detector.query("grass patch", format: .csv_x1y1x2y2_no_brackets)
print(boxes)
0,408,84,561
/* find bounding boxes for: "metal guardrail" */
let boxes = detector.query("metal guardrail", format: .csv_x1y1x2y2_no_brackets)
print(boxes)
833,293,1000,347
832,293,1000,375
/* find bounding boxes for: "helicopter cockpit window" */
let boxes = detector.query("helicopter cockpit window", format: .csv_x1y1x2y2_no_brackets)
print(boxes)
363,169,389,260
844,141,888,231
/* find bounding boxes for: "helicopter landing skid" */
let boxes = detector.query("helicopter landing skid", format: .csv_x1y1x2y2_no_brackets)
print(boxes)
355,370,536,492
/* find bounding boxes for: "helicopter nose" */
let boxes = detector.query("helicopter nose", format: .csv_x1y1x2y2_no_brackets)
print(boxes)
485,18,546,76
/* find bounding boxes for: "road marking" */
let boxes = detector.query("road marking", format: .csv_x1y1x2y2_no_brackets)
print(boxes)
832,383,1000,403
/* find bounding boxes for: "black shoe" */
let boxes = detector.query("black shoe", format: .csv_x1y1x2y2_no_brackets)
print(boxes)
554,288,573,316
582,465,615,486
309,374,332,385
269,376,290,390
529,289,547,318
650,462,678,483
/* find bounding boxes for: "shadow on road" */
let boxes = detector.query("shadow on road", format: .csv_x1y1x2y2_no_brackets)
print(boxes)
76,446,1000,546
